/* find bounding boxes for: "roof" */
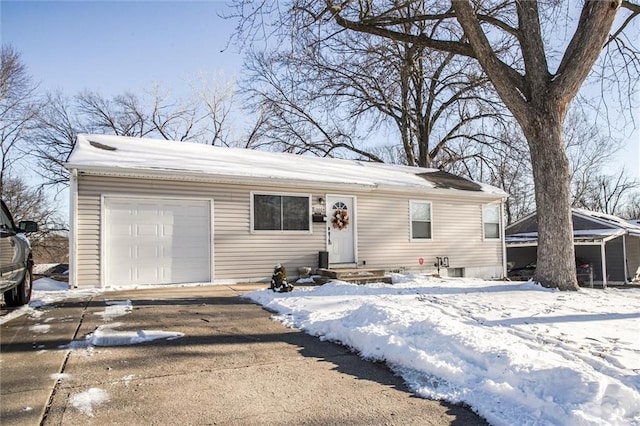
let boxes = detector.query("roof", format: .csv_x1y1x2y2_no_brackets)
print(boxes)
65,134,507,198
506,208,640,246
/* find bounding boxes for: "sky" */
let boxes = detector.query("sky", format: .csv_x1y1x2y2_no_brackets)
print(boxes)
5,274,640,424
1,1,639,184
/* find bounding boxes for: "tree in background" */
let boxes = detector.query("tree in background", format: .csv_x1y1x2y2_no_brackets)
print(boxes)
242,10,507,168
0,45,39,190
1,175,68,263
229,0,640,290
31,75,242,188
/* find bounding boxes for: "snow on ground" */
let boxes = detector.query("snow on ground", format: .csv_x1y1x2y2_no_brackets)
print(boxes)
5,275,639,424
244,275,640,426
70,388,109,417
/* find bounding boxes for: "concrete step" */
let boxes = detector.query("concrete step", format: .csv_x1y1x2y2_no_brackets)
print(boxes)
314,268,391,284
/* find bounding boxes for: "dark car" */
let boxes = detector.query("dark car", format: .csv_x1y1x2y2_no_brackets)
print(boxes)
1,199,38,306
508,259,593,285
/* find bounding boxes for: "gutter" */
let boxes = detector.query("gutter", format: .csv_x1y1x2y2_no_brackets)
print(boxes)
64,164,507,200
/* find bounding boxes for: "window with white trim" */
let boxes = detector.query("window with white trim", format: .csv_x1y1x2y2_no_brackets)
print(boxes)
483,204,501,239
252,193,310,231
410,201,432,240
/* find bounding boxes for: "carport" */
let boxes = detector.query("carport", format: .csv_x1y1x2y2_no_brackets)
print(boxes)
505,209,640,286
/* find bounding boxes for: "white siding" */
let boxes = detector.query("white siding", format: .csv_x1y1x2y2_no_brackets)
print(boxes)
356,194,503,278
75,174,504,287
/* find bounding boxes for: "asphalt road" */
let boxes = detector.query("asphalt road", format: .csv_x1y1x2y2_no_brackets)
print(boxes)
1,284,487,425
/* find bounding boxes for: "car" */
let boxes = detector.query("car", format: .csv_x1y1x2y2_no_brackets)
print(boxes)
1,198,38,307
507,258,594,285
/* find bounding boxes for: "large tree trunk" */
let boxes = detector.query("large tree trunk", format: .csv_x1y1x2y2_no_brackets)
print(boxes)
521,108,578,291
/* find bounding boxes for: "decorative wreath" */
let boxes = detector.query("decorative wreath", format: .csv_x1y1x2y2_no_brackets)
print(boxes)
332,209,350,230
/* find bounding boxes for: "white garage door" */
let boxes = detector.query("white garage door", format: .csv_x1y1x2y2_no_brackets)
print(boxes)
104,197,212,286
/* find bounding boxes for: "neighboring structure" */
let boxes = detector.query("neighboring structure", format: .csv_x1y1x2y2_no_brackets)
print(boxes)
65,134,508,288
506,209,640,286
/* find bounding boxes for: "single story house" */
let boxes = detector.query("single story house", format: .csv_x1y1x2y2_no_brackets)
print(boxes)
65,134,508,288
506,209,640,286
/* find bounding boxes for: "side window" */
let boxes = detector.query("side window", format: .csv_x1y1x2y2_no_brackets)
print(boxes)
410,201,432,240
483,204,501,239
252,193,310,232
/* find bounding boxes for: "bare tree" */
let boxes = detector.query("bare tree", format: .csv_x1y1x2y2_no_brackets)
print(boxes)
0,45,39,190
32,82,239,188
242,14,507,167
621,195,640,219
573,170,639,215
230,0,640,290
0,174,68,262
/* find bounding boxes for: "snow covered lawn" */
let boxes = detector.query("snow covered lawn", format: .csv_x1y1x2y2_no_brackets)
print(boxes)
245,275,640,426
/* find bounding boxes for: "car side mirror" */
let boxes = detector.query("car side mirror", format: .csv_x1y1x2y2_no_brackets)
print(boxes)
18,220,38,233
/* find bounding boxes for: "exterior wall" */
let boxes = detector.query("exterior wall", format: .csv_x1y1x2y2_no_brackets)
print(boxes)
507,212,615,236
627,236,640,281
356,194,503,279
605,237,625,282
75,174,504,287
572,216,614,231
506,215,537,235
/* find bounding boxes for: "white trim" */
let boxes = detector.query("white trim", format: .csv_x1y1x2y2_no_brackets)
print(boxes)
501,201,507,278
409,200,433,241
100,194,214,287
623,234,628,283
69,169,78,288
601,242,608,287
249,191,312,234
482,203,501,241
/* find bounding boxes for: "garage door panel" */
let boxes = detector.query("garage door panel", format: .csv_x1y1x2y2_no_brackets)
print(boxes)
105,198,212,286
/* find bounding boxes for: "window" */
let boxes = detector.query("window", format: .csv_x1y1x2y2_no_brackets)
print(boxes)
252,193,310,231
483,204,501,239
410,201,432,240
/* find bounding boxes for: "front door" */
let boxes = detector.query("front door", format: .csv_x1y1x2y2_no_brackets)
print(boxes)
326,195,355,265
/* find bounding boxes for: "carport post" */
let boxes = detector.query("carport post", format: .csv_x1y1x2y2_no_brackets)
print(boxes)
600,241,608,288
623,235,628,283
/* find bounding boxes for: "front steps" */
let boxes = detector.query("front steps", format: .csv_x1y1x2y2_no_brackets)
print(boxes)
313,268,392,284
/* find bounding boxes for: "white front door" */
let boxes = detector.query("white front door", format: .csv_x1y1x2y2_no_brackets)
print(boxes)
326,195,355,265
104,197,212,286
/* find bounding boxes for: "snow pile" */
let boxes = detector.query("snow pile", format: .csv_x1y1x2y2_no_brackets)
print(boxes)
32,277,69,291
94,300,133,321
245,276,640,426
80,324,184,347
70,388,109,417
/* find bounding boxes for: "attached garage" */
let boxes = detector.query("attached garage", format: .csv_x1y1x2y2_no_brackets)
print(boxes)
103,197,212,286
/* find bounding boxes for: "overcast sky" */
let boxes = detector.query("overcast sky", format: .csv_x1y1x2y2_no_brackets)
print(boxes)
1,0,638,181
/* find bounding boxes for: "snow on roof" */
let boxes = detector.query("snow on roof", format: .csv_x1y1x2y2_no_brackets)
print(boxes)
65,134,506,197
574,208,640,236
506,228,627,244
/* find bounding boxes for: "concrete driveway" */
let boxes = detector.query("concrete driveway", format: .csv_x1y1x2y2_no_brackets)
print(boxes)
1,284,486,425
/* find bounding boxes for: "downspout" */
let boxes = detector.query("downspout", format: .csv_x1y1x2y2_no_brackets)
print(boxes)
601,240,608,288
69,169,78,288
501,199,507,279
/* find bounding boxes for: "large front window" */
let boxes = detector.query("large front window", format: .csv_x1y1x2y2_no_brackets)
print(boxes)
253,194,310,231
410,201,432,240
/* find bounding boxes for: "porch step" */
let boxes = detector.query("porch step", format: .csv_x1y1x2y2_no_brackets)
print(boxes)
315,268,392,284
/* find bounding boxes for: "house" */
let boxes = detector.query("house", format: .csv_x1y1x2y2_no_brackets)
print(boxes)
506,209,640,286
65,134,508,288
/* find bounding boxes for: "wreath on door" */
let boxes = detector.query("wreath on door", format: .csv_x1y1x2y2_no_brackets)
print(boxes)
332,209,350,230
